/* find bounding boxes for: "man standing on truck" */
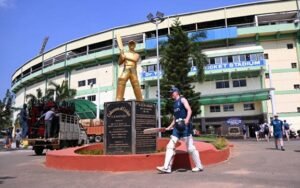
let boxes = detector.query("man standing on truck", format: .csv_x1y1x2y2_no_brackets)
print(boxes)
20,104,29,139
40,107,56,139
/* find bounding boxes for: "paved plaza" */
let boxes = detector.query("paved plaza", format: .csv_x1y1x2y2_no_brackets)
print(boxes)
0,139,300,188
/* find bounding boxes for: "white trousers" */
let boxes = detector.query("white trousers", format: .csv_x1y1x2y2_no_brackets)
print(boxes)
163,135,203,170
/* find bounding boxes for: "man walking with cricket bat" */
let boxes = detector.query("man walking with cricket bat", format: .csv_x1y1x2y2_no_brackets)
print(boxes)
156,87,203,173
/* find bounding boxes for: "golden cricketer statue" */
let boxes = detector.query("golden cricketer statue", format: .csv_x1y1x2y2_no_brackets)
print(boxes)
115,35,143,101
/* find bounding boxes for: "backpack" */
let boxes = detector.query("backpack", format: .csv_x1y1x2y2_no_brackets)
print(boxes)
284,123,289,130
264,124,269,131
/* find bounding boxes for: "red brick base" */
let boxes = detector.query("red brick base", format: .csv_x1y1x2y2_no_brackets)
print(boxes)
45,138,231,172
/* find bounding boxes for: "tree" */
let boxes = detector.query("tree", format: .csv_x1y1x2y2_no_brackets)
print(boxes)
160,18,208,118
0,89,14,129
46,80,77,102
26,88,45,108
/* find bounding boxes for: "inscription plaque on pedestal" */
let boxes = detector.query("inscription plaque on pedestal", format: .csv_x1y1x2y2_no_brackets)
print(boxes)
104,101,157,155
135,102,157,154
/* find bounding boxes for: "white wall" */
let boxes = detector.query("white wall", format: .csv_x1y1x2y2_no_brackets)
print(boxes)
261,39,298,69
71,63,114,90
262,39,300,114
14,89,25,108
47,74,66,88
25,82,46,101
267,95,300,113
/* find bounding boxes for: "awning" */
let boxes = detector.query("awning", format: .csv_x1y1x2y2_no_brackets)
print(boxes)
143,88,272,106
205,73,229,81
231,70,261,79
66,99,96,119
200,88,272,105
203,45,264,58
141,58,159,66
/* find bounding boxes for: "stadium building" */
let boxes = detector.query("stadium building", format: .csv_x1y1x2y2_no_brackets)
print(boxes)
11,0,300,137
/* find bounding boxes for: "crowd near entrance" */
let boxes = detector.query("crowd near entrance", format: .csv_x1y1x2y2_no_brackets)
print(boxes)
195,115,264,138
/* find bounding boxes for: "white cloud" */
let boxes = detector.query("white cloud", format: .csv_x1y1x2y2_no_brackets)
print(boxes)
0,0,12,8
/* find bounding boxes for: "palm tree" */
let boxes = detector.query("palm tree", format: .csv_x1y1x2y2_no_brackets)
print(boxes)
26,88,45,108
46,80,76,102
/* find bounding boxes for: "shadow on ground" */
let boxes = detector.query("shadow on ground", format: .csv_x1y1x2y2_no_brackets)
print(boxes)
0,176,16,184
265,148,278,150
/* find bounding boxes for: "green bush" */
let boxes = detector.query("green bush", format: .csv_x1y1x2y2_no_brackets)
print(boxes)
212,137,228,150
76,149,103,155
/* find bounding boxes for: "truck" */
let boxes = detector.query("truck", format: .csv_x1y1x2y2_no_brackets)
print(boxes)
28,113,87,155
80,119,104,142
25,99,96,155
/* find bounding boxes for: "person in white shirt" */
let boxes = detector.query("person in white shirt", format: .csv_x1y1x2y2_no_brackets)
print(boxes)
14,129,22,148
40,107,56,139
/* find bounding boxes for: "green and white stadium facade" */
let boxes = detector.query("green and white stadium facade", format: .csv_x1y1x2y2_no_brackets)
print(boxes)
11,0,300,137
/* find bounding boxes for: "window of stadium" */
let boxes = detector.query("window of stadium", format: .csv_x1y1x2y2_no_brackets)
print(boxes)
210,105,221,112
233,79,247,87
244,103,255,111
216,81,229,89
78,80,86,87
223,104,234,112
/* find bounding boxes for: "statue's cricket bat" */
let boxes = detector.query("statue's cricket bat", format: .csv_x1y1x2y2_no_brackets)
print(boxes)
143,127,166,134
115,34,124,52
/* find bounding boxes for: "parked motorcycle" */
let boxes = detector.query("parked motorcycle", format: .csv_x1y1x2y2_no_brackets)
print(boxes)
289,130,298,139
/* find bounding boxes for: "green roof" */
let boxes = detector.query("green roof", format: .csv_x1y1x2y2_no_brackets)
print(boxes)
66,99,96,119
200,88,272,105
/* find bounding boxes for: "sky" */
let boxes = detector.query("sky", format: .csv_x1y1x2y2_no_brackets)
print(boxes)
0,0,265,99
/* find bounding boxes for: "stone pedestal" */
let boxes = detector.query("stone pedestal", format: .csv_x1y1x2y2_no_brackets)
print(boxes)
104,101,157,155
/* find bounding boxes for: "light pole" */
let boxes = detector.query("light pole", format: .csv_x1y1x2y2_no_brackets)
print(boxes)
97,86,100,119
295,0,300,24
267,62,277,116
147,11,165,137
90,83,100,119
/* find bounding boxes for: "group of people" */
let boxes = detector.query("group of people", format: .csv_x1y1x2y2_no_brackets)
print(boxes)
253,117,291,143
2,103,28,149
248,115,291,151
2,105,57,149
254,122,270,142
2,127,22,149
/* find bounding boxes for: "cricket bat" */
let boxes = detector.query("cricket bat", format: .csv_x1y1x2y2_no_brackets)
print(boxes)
143,127,166,134
115,34,125,65
115,34,124,53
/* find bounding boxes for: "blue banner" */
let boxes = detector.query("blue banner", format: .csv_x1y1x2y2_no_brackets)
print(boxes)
141,60,265,79
203,60,265,71
226,118,242,126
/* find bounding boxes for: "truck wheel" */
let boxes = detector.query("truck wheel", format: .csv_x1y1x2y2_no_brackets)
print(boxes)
34,147,44,155
95,136,102,142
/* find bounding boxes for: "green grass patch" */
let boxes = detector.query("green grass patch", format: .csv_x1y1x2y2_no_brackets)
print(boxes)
76,149,104,155
193,134,217,142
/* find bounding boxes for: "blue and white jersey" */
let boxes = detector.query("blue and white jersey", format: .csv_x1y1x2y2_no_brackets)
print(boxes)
173,97,187,120
271,119,283,133
172,97,191,138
